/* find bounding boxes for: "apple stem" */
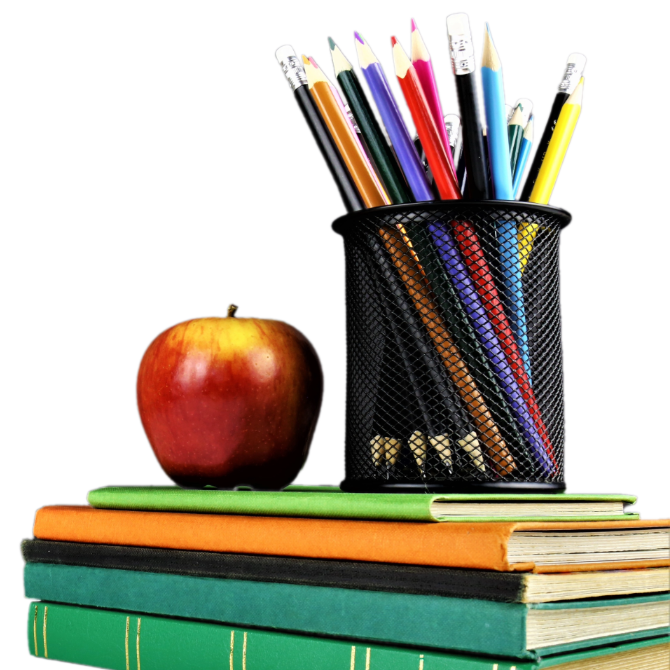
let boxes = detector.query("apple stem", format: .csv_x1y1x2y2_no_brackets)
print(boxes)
227,304,238,318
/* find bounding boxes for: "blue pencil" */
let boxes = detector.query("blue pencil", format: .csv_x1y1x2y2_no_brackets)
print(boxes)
428,222,553,474
481,24,532,380
354,32,434,202
513,115,533,198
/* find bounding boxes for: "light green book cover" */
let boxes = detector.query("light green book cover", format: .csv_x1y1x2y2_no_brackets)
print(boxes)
27,602,669,670
87,485,639,522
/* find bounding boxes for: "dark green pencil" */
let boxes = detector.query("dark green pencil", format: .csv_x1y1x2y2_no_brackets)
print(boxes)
329,37,412,204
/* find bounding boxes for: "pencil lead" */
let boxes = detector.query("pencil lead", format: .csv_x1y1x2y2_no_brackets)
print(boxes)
481,24,501,71
411,18,417,32
301,54,310,66
308,56,319,69
523,115,534,140
390,35,399,47
329,37,353,76
354,31,379,68
391,36,411,77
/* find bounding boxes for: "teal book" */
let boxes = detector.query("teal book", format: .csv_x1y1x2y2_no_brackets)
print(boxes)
27,602,670,670
86,486,639,523
24,563,670,660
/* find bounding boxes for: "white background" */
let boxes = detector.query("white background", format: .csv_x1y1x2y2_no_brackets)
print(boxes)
1,1,668,665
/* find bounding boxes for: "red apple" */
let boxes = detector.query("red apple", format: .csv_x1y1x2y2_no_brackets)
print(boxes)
137,305,323,489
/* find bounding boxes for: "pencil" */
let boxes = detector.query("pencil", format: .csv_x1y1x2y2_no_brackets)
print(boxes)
520,53,586,201
513,115,533,199
303,55,390,209
275,46,363,212
508,98,532,179
355,32,434,202
529,78,583,204
410,19,455,175
519,79,584,272
329,38,413,205
380,225,513,472
430,223,555,474
445,114,467,191
392,37,461,200
481,25,513,200
446,13,491,200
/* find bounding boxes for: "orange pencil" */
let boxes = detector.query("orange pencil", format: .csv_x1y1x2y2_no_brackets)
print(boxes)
303,55,390,208
392,37,461,200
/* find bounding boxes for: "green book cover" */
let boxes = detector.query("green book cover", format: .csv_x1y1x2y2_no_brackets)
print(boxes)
24,563,669,660
87,486,639,523
27,602,670,670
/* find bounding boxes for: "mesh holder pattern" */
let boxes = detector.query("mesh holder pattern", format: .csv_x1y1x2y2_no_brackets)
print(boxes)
333,201,572,493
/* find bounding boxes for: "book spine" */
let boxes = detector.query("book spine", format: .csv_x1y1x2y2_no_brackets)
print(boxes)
27,602,533,670
24,563,530,658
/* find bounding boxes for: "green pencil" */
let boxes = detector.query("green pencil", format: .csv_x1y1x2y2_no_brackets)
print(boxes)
508,98,532,178
328,37,412,204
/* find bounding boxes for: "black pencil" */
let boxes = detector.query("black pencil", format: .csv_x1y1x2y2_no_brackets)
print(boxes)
276,45,364,212
446,14,491,201
520,53,586,201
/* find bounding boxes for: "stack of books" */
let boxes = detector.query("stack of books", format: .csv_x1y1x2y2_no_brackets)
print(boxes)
23,487,670,669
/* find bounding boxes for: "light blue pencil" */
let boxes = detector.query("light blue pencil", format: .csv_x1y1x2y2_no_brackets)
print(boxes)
481,24,532,380
513,115,534,198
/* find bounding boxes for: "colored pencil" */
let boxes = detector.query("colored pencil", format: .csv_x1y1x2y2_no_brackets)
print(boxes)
303,55,390,209
392,37,461,200
329,38,412,204
355,32,434,202
380,225,512,471
429,223,554,474
513,115,533,198
520,53,586,201
519,79,584,271
481,25,513,200
508,98,532,179
446,13,491,200
275,46,363,212
410,19,455,175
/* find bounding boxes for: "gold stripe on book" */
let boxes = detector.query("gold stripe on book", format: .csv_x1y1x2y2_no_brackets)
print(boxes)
243,632,248,670
125,617,130,670
229,631,235,670
136,618,142,670
350,646,356,670
33,605,38,657
365,647,371,670
43,605,49,658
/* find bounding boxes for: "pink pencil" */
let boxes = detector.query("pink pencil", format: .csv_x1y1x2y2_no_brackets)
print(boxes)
410,19,455,175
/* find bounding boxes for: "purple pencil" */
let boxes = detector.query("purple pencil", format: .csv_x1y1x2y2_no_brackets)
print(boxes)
428,221,553,475
354,32,434,202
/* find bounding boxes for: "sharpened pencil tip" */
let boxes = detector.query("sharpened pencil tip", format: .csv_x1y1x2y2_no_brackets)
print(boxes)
391,35,399,47
301,55,310,66
354,31,364,45
328,37,336,50
411,18,417,32
308,56,319,69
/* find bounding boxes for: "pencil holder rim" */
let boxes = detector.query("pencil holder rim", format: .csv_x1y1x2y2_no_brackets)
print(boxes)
332,200,572,236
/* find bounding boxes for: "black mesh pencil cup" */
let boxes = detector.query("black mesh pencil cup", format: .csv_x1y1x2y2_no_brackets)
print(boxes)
333,201,571,493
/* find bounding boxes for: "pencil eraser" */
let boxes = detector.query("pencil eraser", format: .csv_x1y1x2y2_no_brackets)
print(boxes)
567,53,587,72
447,13,471,37
275,45,296,65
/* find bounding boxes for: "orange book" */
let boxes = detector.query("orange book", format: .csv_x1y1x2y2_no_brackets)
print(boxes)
33,506,670,573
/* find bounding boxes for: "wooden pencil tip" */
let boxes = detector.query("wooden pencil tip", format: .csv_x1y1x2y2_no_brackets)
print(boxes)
481,25,501,71
328,36,336,50
392,37,411,77
301,54,310,65
354,31,365,45
411,18,417,32
391,35,399,46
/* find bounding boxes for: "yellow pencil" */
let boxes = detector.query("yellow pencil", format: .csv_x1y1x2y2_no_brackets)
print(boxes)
519,77,584,271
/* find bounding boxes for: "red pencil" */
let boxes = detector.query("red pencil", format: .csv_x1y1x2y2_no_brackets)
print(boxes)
391,36,461,200
452,220,557,466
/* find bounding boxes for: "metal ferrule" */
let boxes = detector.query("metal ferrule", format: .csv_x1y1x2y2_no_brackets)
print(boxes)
558,61,584,95
448,33,475,75
278,54,307,91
